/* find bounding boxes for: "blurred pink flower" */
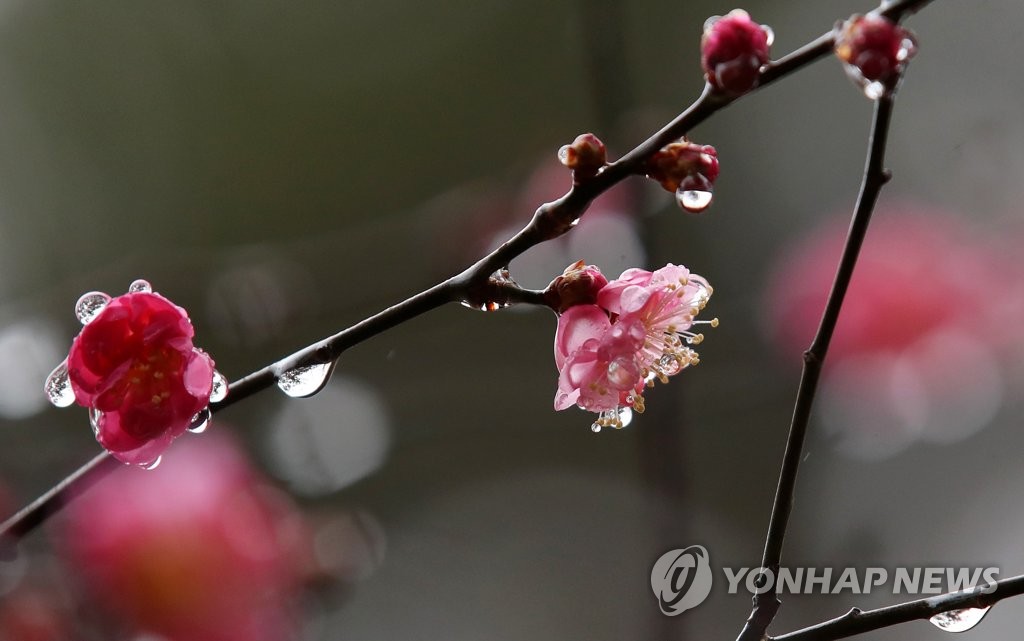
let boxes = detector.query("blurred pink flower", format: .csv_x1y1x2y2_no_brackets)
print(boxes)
0,588,69,641
766,205,1007,457
555,264,715,429
54,433,310,641
768,208,995,360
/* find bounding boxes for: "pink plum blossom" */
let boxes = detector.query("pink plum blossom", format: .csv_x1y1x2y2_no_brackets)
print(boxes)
554,263,715,430
63,288,217,466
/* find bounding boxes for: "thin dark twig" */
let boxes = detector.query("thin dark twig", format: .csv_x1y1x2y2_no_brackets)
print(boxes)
773,574,1024,641
0,0,933,560
734,97,898,641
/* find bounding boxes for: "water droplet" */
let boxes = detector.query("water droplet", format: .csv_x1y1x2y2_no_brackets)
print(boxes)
676,189,713,213
74,292,111,324
929,606,991,633
569,217,580,227
762,24,775,47
896,35,917,62
89,408,103,436
459,300,509,312
557,145,571,165
675,174,714,213
210,370,228,403
44,360,76,408
863,80,885,100
703,15,722,33
617,406,633,428
591,422,602,433
141,456,162,471
277,361,335,398
187,408,211,433
128,279,152,293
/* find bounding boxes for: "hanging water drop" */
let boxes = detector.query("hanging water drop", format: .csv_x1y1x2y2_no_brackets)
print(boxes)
676,187,714,213
128,279,152,293
187,408,211,433
277,361,335,398
210,370,229,403
591,422,602,433
929,606,991,633
44,360,76,408
617,406,633,428
141,456,162,471
762,24,775,47
74,292,111,324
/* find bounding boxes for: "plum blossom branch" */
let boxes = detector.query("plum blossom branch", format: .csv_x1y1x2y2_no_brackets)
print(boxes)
0,0,935,573
773,574,1024,641
735,68,900,641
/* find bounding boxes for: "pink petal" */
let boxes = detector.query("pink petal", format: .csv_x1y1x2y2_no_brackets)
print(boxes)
184,350,215,400
554,305,610,368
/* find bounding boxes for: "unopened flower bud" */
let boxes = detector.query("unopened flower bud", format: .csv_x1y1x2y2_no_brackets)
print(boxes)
834,14,917,99
701,9,773,95
558,133,607,180
544,260,609,313
647,141,719,193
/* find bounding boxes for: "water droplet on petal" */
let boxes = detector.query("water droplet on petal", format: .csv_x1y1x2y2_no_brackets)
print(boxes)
591,422,602,433
277,361,335,398
44,360,75,407
128,279,152,293
74,292,111,324
210,370,229,403
141,456,162,471
187,408,211,433
89,408,103,436
896,35,917,62
703,15,722,33
675,187,714,213
929,606,991,632
762,24,775,47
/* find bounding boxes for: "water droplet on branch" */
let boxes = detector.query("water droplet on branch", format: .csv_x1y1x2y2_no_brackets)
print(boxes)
210,370,229,403
277,361,336,398
929,606,991,632
74,292,111,324
45,360,75,407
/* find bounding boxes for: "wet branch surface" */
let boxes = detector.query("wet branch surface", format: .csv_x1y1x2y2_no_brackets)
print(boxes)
773,574,1024,641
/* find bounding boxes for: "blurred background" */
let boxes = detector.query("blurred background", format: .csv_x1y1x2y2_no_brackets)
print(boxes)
0,0,1022,639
